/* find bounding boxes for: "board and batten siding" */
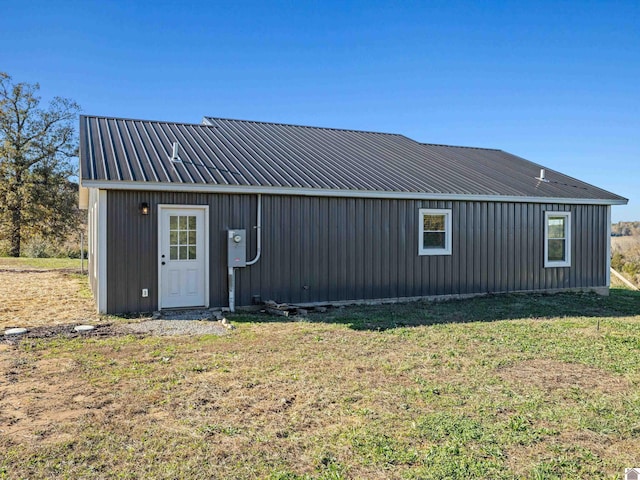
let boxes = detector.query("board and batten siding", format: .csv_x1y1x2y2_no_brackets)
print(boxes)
105,191,609,313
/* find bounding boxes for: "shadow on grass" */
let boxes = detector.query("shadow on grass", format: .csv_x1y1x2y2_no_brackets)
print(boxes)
230,289,640,331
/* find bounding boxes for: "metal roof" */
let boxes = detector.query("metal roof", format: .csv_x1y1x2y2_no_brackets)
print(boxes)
79,115,627,204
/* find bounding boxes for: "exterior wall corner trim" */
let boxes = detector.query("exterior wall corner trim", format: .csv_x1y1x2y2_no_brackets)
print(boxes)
97,189,108,314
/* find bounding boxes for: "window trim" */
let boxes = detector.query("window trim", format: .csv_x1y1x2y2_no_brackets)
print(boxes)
544,211,571,268
418,208,452,256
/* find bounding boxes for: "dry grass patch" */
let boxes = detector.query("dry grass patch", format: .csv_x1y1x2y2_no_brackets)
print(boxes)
612,235,640,254
610,272,634,289
0,268,97,329
0,354,99,443
497,359,631,394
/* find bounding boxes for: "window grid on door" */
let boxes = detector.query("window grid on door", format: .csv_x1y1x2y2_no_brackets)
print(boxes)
169,215,197,260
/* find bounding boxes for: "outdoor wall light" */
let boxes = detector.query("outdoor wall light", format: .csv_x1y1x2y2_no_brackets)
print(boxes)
139,202,150,215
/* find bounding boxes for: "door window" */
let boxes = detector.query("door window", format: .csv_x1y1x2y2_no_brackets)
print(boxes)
169,215,197,260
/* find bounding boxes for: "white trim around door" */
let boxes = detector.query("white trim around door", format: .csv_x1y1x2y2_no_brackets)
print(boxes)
158,204,209,309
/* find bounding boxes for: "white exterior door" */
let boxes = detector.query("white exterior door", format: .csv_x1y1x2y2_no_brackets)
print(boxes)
159,206,208,309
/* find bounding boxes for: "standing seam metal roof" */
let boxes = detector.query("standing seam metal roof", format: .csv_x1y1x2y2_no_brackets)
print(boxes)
78,115,627,203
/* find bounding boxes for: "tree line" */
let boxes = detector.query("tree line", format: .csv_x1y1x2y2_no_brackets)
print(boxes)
611,221,640,237
0,72,81,257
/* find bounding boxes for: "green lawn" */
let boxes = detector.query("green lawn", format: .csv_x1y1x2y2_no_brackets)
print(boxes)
2,289,639,479
0,256,84,270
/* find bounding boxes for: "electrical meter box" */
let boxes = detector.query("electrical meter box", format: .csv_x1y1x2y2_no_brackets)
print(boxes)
227,229,247,267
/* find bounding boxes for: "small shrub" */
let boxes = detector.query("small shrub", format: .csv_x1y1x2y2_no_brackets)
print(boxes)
623,262,640,277
611,252,624,271
22,235,51,258
56,246,84,259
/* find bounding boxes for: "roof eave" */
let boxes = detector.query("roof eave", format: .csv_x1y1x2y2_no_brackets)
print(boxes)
78,179,629,206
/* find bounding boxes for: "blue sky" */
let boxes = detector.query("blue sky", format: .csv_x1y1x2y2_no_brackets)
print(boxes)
3,0,638,221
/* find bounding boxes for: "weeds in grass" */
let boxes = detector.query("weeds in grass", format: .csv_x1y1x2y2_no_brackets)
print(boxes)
1,288,639,478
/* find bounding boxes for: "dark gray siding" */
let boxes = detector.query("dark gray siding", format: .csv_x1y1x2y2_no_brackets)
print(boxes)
106,191,609,313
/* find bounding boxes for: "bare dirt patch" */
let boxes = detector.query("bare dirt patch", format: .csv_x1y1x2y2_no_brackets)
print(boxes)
497,359,630,393
0,269,97,329
0,351,108,443
3,323,128,346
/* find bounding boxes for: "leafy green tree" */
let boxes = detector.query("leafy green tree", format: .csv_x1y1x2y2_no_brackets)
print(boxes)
0,72,80,257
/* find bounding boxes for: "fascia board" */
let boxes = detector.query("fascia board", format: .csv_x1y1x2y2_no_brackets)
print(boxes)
79,180,629,206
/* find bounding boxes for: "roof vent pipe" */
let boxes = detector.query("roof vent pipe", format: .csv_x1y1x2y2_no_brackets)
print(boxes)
170,142,181,162
537,168,549,183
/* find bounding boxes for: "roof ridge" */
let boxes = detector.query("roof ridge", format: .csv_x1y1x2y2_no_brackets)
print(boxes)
204,116,404,137
80,114,217,128
421,142,502,152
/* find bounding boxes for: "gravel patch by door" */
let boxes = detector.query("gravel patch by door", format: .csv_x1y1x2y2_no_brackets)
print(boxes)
119,309,230,336
121,319,228,336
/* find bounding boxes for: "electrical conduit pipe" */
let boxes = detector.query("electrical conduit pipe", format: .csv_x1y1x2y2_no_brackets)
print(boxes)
228,194,262,312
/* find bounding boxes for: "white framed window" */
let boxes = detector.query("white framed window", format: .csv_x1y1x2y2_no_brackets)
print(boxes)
419,208,452,256
544,211,571,267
